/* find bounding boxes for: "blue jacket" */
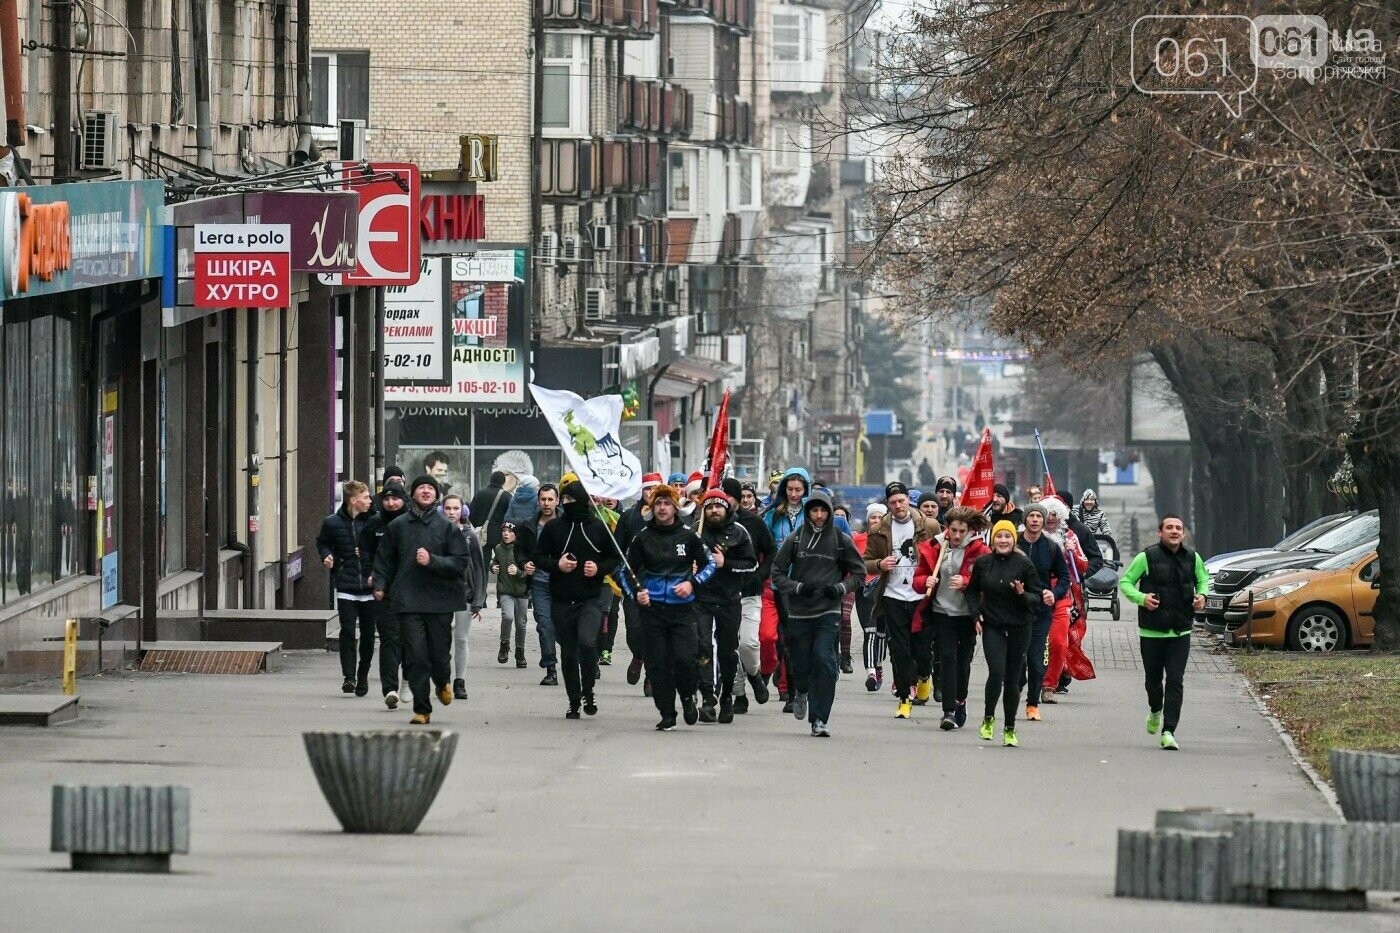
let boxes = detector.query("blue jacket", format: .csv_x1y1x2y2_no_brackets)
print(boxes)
621,517,716,605
763,467,851,543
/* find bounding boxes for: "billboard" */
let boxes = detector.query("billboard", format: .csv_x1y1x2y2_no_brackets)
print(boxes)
383,257,452,386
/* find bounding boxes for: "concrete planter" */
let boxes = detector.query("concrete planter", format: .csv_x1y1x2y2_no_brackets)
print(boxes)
303,730,458,834
1114,828,1231,903
1228,818,1400,911
1331,749,1400,823
51,784,190,872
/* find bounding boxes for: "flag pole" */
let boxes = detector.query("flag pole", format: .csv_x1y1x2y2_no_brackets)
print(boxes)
1033,428,1053,487
573,474,641,591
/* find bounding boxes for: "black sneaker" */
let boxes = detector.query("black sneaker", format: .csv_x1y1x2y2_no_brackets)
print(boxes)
954,703,967,729
656,717,677,731
939,712,956,731
453,678,468,701
865,673,879,692
583,694,598,716
341,678,355,694
682,696,699,726
748,673,770,705
498,643,510,664
1054,685,1070,695
782,698,794,714
627,657,643,685
733,695,749,715
792,693,808,720
933,684,944,704
840,654,853,674
566,707,581,720
354,671,369,697
516,656,528,668
699,698,718,723
718,696,734,724
540,668,558,686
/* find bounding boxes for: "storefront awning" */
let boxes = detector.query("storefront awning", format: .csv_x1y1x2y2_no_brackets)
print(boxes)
653,356,737,402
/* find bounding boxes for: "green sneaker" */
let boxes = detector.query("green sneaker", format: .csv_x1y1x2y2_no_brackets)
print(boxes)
978,717,995,741
1003,727,1019,748
599,650,612,666
1160,731,1179,751
1146,710,1162,735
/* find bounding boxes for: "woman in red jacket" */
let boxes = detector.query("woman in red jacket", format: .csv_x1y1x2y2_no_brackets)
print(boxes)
913,506,990,729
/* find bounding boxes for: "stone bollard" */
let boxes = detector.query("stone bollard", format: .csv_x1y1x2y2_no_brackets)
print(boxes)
1154,808,1264,904
1229,819,1400,911
1114,828,1231,903
51,784,190,873
303,729,458,834
1330,749,1400,824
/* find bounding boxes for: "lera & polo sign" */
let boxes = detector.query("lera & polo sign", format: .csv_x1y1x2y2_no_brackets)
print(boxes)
194,223,291,308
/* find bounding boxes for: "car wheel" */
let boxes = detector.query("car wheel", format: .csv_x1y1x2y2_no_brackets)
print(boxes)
1287,606,1347,652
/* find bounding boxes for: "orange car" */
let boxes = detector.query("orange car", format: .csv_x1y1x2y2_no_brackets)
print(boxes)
1222,543,1379,651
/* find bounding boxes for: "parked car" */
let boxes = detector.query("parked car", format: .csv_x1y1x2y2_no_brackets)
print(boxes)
1199,511,1379,634
1204,511,1355,584
1220,542,1380,651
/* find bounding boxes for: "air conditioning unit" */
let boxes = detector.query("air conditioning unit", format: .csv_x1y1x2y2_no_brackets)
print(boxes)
538,231,558,267
337,119,366,160
584,287,611,321
80,111,119,170
591,223,613,251
560,233,581,263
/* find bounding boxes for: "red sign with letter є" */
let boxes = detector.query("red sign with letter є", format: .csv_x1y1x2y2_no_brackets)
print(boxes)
194,223,292,308
341,162,421,286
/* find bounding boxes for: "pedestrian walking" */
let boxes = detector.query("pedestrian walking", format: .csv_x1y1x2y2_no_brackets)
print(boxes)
1016,503,1068,722
316,480,382,697
372,475,469,724
623,484,715,731
493,522,531,667
720,477,772,714
695,488,759,723
967,520,1045,747
862,482,937,719
1118,515,1207,751
370,478,409,702
1039,498,1088,707
442,494,488,701
855,502,888,692
516,483,562,686
913,506,990,730
468,470,514,551
534,480,621,719
833,505,857,673
770,489,865,737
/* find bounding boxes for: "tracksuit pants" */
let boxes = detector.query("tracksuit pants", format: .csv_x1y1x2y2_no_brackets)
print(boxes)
622,596,646,663
982,624,1031,728
336,598,377,680
554,591,607,708
929,610,977,713
643,601,700,719
699,599,741,701
531,572,557,669
1042,598,1072,692
401,612,453,715
1023,609,1052,706
1141,633,1190,733
783,612,841,724
733,595,762,697
378,611,404,696
598,590,619,654
857,590,886,672
883,597,933,700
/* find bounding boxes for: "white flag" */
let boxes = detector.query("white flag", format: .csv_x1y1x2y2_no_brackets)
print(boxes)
529,384,643,500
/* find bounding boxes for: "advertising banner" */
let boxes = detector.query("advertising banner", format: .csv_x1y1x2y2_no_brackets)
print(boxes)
383,257,452,386
386,247,530,406
334,162,422,286
193,224,292,308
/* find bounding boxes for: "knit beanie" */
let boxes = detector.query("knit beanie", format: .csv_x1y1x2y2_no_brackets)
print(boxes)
992,520,1018,541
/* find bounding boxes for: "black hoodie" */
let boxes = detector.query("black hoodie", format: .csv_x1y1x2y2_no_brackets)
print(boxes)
770,490,865,619
697,508,759,605
534,499,622,604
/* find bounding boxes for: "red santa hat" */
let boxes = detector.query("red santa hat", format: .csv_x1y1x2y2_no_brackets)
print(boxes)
685,471,705,495
641,472,663,488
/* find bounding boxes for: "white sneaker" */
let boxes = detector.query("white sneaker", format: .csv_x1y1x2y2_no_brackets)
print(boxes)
384,690,399,710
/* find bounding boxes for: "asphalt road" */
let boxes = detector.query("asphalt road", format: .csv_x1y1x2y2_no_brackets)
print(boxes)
2,610,1397,930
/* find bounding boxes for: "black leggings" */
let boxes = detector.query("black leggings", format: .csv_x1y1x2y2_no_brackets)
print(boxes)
930,612,977,712
1140,634,1191,734
982,625,1031,727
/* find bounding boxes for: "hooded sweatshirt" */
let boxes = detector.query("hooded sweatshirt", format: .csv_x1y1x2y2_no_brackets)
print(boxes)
535,494,622,604
697,503,760,605
763,466,853,544
770,490,866,619
623,514,716,605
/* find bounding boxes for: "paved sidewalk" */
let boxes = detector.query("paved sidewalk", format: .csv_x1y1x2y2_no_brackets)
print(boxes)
1,610,1396,930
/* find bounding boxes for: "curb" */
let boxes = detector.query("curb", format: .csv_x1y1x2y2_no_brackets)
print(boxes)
1235,670,1342,818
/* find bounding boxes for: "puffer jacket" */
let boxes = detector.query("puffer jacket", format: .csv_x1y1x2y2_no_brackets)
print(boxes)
316,505,381,596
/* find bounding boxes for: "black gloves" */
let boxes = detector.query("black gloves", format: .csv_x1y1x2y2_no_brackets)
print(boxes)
823,583,845,600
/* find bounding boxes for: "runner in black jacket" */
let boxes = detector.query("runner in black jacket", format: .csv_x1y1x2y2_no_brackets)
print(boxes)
534,481,622,718
614,473,661,688
967,519,1046,747
316,480,382,696
722,477,774,712
695,489,759,724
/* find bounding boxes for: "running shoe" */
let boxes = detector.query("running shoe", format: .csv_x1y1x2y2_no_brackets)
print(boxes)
939,712,956,731
583,693,598,716
1041,691,1058,704
811,720,830,737
954,703,967,729
748,673,770,704
792,693,808,721
733,695,749,715
895,699,912,719
384,690,400,710
341,678,355,694
1003,727,1019,748
656,717,677,731
1054,685,1070,695
682,696,699,726
865,673,879,692
566,707,581,720
718,696,734,724
599,650,612,666
1025,705,1041,722
979,716,994,740
1146,709,1163,735
700,698,718,723
933,683,943,704
627,657,644,685
1160,731,1179,751
914,677,932,705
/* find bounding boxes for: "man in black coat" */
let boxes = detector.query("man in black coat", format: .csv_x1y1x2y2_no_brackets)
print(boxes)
468,470,513,551
316,480,382,697
696,488,760,724
534,480,622,718
721,477,773,713
372,475,469,724
368,478,408,696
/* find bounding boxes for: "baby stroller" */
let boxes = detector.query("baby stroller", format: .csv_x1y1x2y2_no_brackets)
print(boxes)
1085,534,1123,620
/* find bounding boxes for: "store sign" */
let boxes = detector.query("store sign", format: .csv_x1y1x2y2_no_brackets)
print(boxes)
193,224,292,308
817,431,842,470
383,257,452,386
340,162,422,286
421,194,484,242
385,247,530,407
0,179,164,300
459,134,499,182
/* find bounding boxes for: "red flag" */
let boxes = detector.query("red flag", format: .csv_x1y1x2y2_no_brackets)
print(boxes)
960,428,996,510
705,389,731,489
1043,472,1057,500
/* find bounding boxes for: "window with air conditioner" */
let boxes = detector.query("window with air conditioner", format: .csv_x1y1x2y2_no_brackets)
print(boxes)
311,51,369,138
668,149,698,214
538,231,559,266
543,33,590,137
585,287,611,321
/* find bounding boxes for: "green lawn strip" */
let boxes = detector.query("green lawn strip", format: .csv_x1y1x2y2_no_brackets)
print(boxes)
1233,653,1400,781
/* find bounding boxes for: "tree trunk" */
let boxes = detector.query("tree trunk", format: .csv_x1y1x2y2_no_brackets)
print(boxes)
1351,442,1400,653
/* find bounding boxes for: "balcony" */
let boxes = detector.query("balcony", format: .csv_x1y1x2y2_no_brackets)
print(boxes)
617,77,694,138
539,137,664,200
670,0,753,34
541,0,660,38
617,218,669,270
771,58,826,94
